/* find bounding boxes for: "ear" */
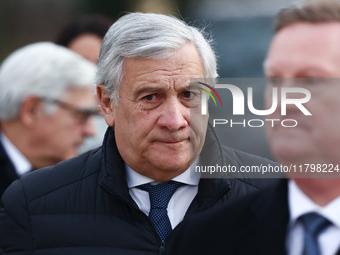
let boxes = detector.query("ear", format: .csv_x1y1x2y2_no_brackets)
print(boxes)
20,96,45,127
97,85,116,126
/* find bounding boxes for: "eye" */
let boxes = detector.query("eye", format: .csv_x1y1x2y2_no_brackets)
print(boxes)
144,94,156,101
183,91,194,99
301,77,320,85
141,93,162,110
182,90,200,108
267,77,282,86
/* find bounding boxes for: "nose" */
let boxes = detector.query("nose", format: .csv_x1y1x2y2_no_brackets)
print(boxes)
82,116,97,137
157,99,188,131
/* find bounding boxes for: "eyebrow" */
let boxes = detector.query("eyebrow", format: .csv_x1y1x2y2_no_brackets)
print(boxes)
134,84,193,98
134,87,165,98
189,83,202,89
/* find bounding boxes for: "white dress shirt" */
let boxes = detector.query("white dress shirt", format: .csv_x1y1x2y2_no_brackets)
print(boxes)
0,131,31,176
126,158,201,229
286,180,340,255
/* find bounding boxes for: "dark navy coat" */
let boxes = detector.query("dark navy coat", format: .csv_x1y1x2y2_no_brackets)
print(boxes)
0,124,277,255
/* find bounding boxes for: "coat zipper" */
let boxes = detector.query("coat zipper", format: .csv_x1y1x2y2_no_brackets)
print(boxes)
159,240,165,255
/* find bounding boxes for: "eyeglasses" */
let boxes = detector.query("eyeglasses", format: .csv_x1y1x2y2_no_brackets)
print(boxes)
41,97,101,125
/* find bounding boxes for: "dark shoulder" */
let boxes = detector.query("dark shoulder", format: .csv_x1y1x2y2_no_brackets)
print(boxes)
222,145,277,167
169,188,259,255
2,147,102,203
171,179,288,255
221,145,281,192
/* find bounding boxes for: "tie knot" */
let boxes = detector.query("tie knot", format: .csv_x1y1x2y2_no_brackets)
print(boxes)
300,212,331,236
139,181,182,209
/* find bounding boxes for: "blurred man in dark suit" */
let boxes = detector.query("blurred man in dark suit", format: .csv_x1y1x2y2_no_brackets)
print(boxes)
171,1,340,254
0,42,98,198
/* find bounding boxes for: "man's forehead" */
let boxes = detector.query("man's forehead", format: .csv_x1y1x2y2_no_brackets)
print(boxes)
63,87,96,105
121,51,204,90
265,22,340,69
272,22,340,46
123,44,203,72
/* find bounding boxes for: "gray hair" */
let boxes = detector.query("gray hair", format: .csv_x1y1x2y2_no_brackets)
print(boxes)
96,12,218,105
0,42,97,120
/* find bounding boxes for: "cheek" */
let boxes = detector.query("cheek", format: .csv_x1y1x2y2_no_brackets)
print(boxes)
192,115,208,134
264,91,278,113
310,98,339,132
313,109,340,145
37,118,62,139
49,125,76,148
115,106,156,144
47,119,81,145
308,98,340,162
190,114,208,145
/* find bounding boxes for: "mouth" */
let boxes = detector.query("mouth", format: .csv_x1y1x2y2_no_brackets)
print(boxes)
155,137,190,145
159,140,187,144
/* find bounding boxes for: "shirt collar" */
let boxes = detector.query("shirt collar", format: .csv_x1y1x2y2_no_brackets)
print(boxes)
126,157,201,188
288,179,340,229
0,131,32,176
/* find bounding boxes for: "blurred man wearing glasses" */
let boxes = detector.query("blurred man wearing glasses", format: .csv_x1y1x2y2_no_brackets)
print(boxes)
0,42,98,198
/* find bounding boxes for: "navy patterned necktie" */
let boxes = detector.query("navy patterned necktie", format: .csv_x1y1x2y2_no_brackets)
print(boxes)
139,181,182,241
300,212,332,255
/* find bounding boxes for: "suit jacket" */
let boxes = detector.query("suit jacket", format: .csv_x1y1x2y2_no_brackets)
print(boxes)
171,179,289,255
0,138,18,199
171,179,340,255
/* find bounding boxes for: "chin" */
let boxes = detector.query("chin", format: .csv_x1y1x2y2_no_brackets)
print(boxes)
267,125,308,140
272,146,308,165
270,133,309,154
64,151,78,161
150,153,190,172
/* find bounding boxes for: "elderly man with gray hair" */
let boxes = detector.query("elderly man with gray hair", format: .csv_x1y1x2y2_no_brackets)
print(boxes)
0,13,274,254
0,42,98,198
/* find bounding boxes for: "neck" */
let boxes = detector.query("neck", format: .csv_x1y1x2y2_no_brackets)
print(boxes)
1,120,56,169
293,178,340,206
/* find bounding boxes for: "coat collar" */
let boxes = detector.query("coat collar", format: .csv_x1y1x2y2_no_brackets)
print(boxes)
99,122,231,210
99,126,134,206
189,122,231,211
